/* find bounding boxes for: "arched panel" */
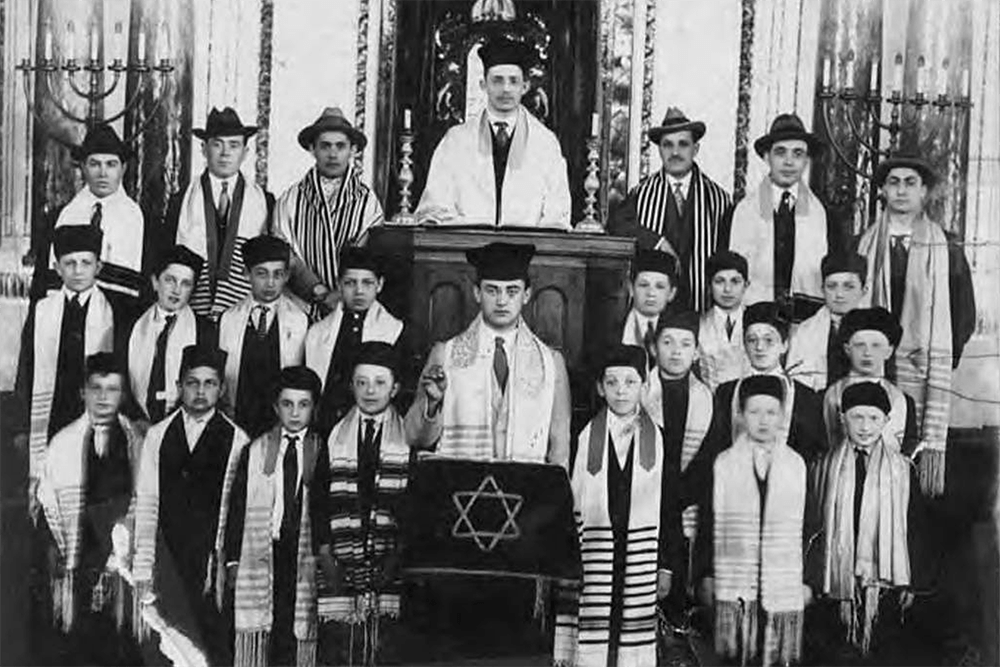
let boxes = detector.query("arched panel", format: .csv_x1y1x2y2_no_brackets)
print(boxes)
428,281,466,343
528,285,567,351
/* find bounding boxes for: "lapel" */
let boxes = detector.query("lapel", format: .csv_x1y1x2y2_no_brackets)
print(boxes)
217,174,245,277
200,172,219,277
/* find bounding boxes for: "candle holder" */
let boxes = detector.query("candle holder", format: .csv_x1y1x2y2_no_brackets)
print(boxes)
392,129,417,225
574,137,603,234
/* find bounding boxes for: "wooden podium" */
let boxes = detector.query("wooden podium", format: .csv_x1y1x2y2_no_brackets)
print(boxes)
367,225,635,416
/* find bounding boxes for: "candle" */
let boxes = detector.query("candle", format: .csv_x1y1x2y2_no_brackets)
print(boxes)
43,21,53,61
157,22,170,62
90,24,99,62
845,50,855,88
137,28,146,61
591,112,599,137
962,68,971,98
892,53,904,94
937,58,949,97
822,56,831,88
869,58,879,93
403,109,411,131
113,22,124,61
65,22,76,61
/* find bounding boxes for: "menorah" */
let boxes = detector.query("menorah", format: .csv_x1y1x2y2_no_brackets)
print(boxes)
16,19,175,141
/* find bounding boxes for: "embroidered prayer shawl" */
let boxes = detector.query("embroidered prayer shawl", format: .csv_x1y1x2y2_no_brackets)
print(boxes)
632,164,732,311
415,108,572,229
642,372,713,538
37,413,145,633
823,377,909,453
698,309,749,392
787,306,834,391
318,406,409,624
176,172,270,319
714,435,805,666
554,408,662,667
857,213,952,496
304,300,403,391
815,437,909,654
729,178,828,305
29,289,115,484
439,315,556,462
128,305,199,419
275,166,381,292
219,295,308,407
132,410,249,592
232,428,320,667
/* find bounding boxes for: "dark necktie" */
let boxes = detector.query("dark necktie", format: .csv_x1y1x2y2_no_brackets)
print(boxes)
494,336,509,393
67,294,82,316
672,182,685,213
644,320,656,368
725,315,735,341
90,202,103,232
889,235,909,315
146,313,177,422
494,121,510,150
774,191,795,298
282,435,299,538
218,180,230,222
853,448,868,538
255,305,270,338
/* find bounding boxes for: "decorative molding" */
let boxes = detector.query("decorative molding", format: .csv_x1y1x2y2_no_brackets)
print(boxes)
354,0,370,137
640,0,656,180
255,0,274,190
373,0,398,205
733,0,756,201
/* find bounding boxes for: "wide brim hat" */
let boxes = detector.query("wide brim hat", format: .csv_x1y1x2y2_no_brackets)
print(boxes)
298,107,367,151
648,107,706,143
71,124,131,162
193,106,258,140
754,113,825,158
873,154,938,189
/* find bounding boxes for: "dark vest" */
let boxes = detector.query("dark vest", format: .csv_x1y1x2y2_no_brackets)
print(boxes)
235,315,281,438
320,310,366,435
50,296,89,438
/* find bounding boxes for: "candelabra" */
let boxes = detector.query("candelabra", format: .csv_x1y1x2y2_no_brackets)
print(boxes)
16,19,175,140
392,111,417,225
574,114,604,233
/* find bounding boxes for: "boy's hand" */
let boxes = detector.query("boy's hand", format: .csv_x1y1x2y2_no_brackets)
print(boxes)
802,584,814,606
421,365,447,406
657,570,672,600
899,588,914,610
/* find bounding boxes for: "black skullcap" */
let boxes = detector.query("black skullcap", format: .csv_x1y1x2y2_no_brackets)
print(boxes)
339,246,382,277
352,341,399,376
53,225,103,258
242,235,290,268
653,309,700,342
738,374,785,407
179,345,227,377
155,244,205,279
743,301,791,340
478,38,534,74
275,365,322,400
839,307,902,348
706,250,749,281
841,381,892,415
600,344,648,381
632,249,678,281
821,252,867,281
85,352,125,379
466,242,535,282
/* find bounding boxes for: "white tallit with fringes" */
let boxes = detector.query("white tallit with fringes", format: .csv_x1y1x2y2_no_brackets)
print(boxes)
786,305,833,391
128,305,199,418
29,289,115,486
304,300,403,391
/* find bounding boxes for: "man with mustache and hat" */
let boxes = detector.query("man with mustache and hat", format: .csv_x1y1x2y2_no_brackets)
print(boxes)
609,107,733,311
273,107,384,320
855,154,975,496
170,107,275,321
415,37,571,229
729,113,841,316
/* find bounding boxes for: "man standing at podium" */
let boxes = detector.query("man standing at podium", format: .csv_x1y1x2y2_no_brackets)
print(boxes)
405,242,571,467
416,38,572,229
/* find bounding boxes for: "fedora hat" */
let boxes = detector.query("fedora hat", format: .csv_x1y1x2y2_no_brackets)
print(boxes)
754,113,825,157
193,106,258,140
648,107,706,143
873,153,938,189
297,107,367,151
71,124,130,162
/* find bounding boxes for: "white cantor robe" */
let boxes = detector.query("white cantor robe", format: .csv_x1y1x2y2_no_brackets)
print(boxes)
304,300,403,391
218,295,308,409
128,305,201,419
416,108,572,229
729,178,827,305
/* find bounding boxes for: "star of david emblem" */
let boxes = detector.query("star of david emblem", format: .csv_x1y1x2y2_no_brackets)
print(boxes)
451,474,523,552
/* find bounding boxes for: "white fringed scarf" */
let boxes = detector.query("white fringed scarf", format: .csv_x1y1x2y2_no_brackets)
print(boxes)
304,300,403,391
786,305,834,391
128,305,199,419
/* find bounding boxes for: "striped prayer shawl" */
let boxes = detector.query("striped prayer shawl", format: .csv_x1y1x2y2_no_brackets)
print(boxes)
554,408,663,667
29,288,115,486
857,213,952,497
37,413,145,633
641,371,713,538
632,164,731,312
232,428,320,667
714,435,805,666
823,376,910,453
439,316,556,462
318,406,410,624
281,167,378,292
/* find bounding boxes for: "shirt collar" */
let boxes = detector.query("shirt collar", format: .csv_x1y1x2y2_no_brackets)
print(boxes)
486,108,519,129
713,304,741,326
358,410,388,428
208,173,238,190
183,407,215,426
664,171,693,192
281,427,308,443
63,285,95,305
80,186,126,206
770,182,797,209
154,304,181,322
482,319,519,351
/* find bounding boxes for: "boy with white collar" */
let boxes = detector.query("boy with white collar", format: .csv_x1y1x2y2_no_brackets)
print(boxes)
698,250,750,391
621,249,679,357
219,235,308,437
554,344,682,667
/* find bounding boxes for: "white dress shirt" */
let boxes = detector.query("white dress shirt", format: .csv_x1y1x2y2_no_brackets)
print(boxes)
62,285,95,307
54,187,144,271
665,171,693,201
208,174,239,211
770,183,797,211
182,408,216,451
607,408,640,467
250,299,278,332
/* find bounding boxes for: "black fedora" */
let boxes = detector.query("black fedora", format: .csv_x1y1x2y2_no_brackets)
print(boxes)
648,107,706,143
193,106,258,140
873,154,938,189
754,113,825,157
297,107,367,151
71,124,130,162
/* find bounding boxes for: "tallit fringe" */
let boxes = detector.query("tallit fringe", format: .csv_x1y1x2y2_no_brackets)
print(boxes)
715,598,759,665
133,588,150,640
234,629,269,667
841,587,882,656
918,449,945,497
763,610,802,666
534,577,550,632
296,639,317,667
52,570,75,633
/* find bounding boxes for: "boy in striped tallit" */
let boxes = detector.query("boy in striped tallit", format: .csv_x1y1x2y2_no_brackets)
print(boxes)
310,342,411,666
555,344,683,667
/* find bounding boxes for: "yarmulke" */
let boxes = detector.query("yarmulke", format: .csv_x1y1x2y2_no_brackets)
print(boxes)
353,341,399,376
180,345,227,376
242,236,290,268
85,352,125,378
743,301,791,340
466,242,535,282
53,225,103,258
339,246,382,277
839,307,902,348
600,344,648,381
276,365,322,399
820,252,867,281
841,381,892,415
632,249,678,281
155,244,205,279
653,309,700,341
738,374,785,405
706,250,748,281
